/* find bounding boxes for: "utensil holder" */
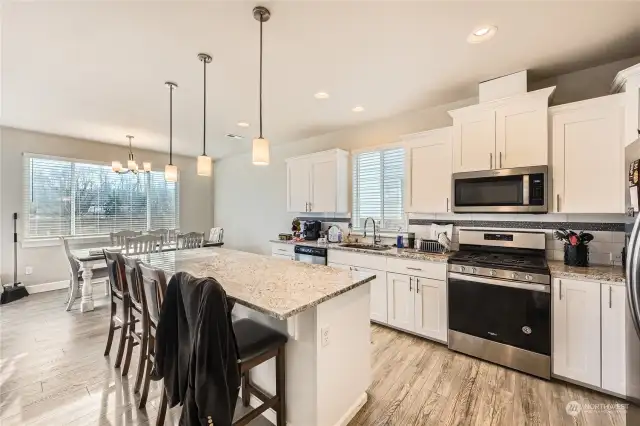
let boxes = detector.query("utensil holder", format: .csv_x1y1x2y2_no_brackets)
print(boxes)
564,244,589,267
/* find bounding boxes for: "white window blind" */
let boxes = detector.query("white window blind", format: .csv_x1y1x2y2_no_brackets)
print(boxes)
352,147,406,232
23,154,179,238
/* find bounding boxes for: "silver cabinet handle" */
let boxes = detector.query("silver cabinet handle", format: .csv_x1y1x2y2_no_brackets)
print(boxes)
609,286,612,309
489,152,493,169
407,267,422,271
499,152,502,168
556,194,560,212
409,277,412,292
416,277,419,293
559,280,562,300
446,197,449,212
308,202,312,212
304,202,308,212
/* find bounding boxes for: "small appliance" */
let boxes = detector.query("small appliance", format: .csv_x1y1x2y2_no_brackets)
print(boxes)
302,221,322,241
447,229,551,379
451,165,548,213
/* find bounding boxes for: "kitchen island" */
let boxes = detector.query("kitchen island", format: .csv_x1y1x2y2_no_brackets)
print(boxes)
135,247,375,426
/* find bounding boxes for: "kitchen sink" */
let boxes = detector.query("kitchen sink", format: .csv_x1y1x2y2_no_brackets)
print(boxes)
339,243,391,251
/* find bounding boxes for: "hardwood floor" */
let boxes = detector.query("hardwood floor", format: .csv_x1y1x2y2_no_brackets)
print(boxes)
1,290,637,425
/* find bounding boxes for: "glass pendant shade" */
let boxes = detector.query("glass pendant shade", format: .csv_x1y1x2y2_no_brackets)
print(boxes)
252,137,270,165
128,160,138,171
197,155,212,176
143,162,152,172
165,164,178,182
112,161,122,172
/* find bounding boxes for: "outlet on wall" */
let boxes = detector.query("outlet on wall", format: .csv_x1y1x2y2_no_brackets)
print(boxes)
25,266,33,275
321,325,330,347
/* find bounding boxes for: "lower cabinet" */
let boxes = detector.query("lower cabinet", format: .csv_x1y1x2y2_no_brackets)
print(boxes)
552,278,626,395
328,262,387,324
272,253,294,260
387,272,448,342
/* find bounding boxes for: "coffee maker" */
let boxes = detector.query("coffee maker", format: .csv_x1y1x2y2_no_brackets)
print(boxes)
303,221,322,241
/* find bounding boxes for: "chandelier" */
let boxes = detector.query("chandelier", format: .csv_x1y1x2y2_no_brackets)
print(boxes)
112,135,151,174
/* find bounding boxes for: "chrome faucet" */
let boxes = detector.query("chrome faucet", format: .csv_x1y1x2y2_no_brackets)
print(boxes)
363,217,381,245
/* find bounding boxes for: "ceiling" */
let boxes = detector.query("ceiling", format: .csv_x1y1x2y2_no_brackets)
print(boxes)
2,1,640,159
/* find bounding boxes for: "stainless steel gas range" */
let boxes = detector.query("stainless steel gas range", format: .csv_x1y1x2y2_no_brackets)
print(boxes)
447,229,551,379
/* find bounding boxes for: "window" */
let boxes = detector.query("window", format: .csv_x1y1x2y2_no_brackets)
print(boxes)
23,154,179,238
352,147,406,232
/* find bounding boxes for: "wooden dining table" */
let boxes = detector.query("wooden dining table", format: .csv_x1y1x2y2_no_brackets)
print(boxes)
69,241,224,312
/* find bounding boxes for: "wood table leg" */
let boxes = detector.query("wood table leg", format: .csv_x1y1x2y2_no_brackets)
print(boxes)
80,264,95,312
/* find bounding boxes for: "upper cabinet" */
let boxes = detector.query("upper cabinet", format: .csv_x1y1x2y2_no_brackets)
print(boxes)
449,87,555,173
550,94,626,214
286,149,349,213
403,127,452,213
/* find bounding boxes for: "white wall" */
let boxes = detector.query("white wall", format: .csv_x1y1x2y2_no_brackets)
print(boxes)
0,127,214,286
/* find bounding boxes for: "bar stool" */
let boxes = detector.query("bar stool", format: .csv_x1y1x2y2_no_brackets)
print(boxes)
121,256,146,388
103,249,131,368
233,319,288,426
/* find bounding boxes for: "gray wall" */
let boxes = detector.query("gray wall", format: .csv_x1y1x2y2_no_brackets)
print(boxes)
214,58,639,256
0,127,214,286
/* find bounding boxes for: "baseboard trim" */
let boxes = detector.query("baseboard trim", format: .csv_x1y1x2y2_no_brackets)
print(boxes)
26,279,108,294
332,392,368,426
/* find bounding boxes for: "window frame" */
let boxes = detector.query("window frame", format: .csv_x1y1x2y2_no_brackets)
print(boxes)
351,143,407,233
22,152,179,244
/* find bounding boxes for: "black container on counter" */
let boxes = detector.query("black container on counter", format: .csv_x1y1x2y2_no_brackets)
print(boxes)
564,244,589,267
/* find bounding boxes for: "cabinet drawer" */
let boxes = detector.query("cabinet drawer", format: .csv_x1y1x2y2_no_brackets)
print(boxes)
327,250,386,270
386,258,446,280
271,244,295,256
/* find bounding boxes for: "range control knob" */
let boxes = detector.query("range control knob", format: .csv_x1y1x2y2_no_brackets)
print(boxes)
511,272,518,279
460,266,466,272
471,267,477,273
490,269,497,276
525,274,533,281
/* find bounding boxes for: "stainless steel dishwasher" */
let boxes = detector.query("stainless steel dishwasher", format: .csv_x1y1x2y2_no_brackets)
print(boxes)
294,245,328,265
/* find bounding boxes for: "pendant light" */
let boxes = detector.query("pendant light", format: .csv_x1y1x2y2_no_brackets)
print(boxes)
112,135,151,174
197,53,213,176
165,81,179,182
252,6,270,166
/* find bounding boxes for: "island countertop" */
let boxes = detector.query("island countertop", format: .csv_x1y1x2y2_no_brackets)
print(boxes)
132,247,375,320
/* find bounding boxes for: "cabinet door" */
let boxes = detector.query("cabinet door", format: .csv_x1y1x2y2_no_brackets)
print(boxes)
386,273,415,331
552,278,601,387
405,128,452,213
414,277,447,342
495,99,548,168
357,267,387,324
328,262,351,270
309,157,337,212
272,253,294,261
602,284,626,395
287,159,310,212
452,109,496,173
551,96,625,213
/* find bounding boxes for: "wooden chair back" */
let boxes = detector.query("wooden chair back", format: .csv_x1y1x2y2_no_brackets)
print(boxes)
104,248,127,296
60,237,80,278
147,229,169,244
110,230,142,248
176,232,205,250
123,256,144,312
138,263,168,327
125,235,162,255
167,229,178,244
208,227,224,244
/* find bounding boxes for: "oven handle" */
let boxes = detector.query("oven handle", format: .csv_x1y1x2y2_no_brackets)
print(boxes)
449,272,550,293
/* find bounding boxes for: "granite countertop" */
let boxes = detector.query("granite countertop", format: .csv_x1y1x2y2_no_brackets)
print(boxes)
547,260,625,284
132,247,375,320
269,239,453,263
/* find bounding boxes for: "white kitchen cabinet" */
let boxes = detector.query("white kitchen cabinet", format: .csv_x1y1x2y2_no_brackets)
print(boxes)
552,278,601,387
449,87,555,173
286,149,348,213
551,94,626,214
403,127,452,213
272,253,294,261
601,284,626,395
386,273,415,331
413,277,447,342
328,263,387,324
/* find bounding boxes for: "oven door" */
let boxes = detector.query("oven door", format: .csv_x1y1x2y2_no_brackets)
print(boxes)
448,272,551,355
452,166,547,213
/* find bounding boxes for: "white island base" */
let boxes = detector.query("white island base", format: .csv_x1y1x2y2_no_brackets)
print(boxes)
234,283,372,426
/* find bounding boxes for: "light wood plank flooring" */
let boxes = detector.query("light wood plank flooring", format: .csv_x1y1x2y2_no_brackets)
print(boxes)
1,290,637,425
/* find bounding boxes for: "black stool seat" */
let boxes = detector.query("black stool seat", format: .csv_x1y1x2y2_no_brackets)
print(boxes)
233,318,288,363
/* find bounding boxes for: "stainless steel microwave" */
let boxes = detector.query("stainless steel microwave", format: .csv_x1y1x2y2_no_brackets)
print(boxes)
451,166,548,213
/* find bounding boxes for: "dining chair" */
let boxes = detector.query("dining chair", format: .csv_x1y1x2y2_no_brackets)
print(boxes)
167,229,178,244
176,232,205,250
147,229,169,244
61,237,109,311
137,262,169,423
103,249,131,369
208,227,224,244
125,235,163,255
110,230,142,248
121,256,147,390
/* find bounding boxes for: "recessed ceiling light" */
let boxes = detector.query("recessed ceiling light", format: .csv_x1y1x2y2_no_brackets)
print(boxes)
237,122,250,127
226,133,244,140
314,92,330,99
467,25,497,44
352,106,364,112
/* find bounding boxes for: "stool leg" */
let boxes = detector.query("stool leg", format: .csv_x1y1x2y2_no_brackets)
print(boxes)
276,346,286,426
241,371,250,407
114,299,130,368
156,387,168,426
104,300,116,356
134,325,148,393
122,310,135,376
